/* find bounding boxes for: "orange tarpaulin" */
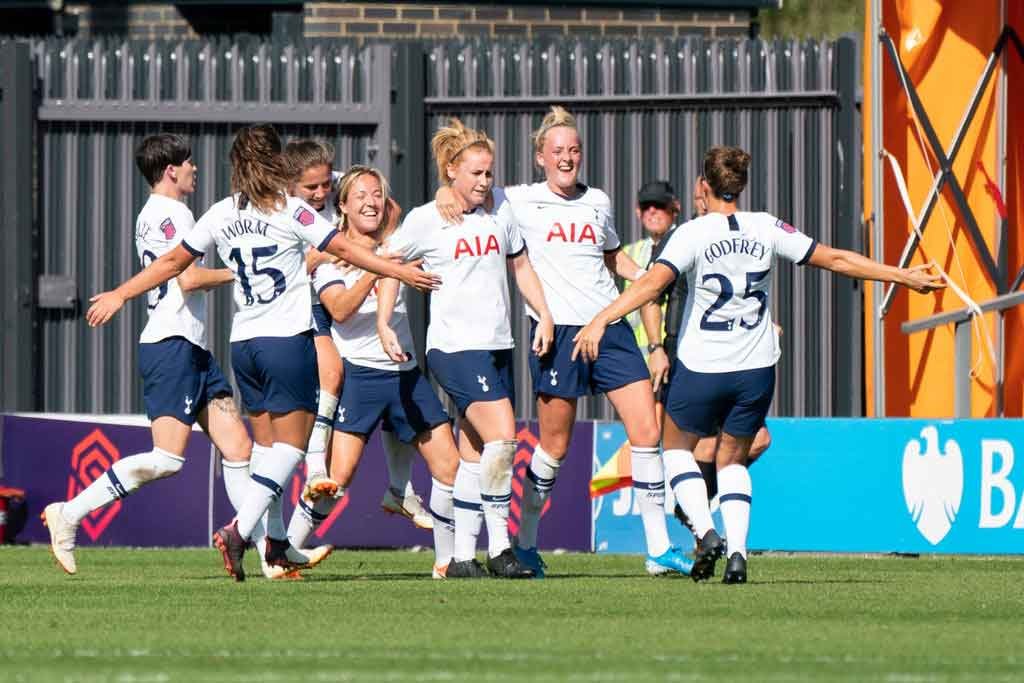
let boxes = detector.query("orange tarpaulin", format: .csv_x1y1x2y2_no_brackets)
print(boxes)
863,0,1023,417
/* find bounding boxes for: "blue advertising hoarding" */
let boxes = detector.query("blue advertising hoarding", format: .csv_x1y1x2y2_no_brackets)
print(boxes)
593,418,1024,555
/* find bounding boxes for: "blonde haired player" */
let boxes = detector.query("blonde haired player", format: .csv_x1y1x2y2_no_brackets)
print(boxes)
379,118,555,578
283,140,432,544
291,165,460,577
574,145,943,583
86,125,439,581
437,107,694,578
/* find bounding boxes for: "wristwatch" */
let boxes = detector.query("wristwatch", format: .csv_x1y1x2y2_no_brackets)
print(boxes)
647,343,663,354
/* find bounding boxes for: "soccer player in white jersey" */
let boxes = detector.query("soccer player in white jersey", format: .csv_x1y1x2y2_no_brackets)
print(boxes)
379,119,555,578
86,125,440,582
435,107,693,578
573,146,944,583
285,140,432,533
286,166,459,577
41,133,253,575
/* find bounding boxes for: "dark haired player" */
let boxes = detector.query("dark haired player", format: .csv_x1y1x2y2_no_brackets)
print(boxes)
42,133,252,575
574,145,944,583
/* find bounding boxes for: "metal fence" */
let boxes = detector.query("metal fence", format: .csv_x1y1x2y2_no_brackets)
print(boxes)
3,35,861,419
417,37,862,419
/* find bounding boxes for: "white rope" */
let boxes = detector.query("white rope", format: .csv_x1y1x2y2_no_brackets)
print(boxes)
882,149,997,372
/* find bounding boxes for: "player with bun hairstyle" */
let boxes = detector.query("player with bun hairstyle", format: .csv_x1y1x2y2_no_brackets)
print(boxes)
86,124,440,581
286,165,460,577
378,118,555,578
435,106,693,578
573,145,944,583
284,141,433,542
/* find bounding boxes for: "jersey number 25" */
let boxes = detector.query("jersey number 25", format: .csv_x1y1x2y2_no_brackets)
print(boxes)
700,270,769,331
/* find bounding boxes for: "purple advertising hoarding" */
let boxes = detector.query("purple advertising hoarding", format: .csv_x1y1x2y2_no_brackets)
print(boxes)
2,414,593,552
2,415,213,546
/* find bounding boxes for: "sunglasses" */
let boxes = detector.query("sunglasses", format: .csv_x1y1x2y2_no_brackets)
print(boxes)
639,201,673,212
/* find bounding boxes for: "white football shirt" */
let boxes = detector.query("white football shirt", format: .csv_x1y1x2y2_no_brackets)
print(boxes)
312,259,416,372
183,194,336,342
655,212,816,373
388,190,524,353
502,183,621,325
135,194,208,348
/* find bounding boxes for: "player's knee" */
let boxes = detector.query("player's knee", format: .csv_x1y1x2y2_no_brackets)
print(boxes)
220,434,253,464
630,422,661,449
127,449,184,483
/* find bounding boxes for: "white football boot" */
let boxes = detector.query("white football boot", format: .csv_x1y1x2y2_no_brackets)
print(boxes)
42,502,78,575
380,485,433,530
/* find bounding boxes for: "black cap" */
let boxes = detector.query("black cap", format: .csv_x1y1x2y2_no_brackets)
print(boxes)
637,180,676,206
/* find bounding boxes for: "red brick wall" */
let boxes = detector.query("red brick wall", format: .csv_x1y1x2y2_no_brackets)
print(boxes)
65,3,753,40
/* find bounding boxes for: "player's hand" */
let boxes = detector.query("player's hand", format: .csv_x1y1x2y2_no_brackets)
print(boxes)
306,246,339,274
396,261,441,292
435,186,463,224
902,263,945,294
532,314,554,357
378,325,409,363
647,346,670,393
572,320,607,362
86,290,126,327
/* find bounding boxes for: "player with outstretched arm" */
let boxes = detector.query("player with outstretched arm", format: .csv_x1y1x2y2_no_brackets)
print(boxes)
85,124,439,581
572,146,944,583
42,134,254,576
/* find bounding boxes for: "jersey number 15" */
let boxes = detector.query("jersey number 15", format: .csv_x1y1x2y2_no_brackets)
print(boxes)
228,246,286,306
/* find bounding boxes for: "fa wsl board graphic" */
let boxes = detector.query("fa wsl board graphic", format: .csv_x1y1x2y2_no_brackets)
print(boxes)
593,418,1024,555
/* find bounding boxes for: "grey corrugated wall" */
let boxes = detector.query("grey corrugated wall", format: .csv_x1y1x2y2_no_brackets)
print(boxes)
24,36,860,419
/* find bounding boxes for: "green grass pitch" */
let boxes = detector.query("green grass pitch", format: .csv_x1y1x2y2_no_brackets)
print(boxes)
2,546,1022,681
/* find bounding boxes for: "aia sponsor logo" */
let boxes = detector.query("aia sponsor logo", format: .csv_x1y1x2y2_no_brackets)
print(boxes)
546,222,597,244
454,234,500,259
159,217,176,239
66,429,122,542
509,426,552,536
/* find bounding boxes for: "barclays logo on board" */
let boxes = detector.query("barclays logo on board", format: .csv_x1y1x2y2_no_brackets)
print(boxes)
902,426,964,545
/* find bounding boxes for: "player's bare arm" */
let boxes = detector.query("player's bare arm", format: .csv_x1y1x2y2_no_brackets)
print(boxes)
375,276,408,363
640,302,670,392
87,243,199,327
603,247,646,282
572,263,676,362
509,250,554,357
806,244,945,294
176,263,234,293
321,231,439,293
320,272,378,325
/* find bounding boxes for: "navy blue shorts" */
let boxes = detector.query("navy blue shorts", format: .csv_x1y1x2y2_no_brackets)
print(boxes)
426,348,515,416
334,361,449,443
664,359,775,438
138,337,232,425
528,319,650,399
231,332,319,414
312,303,332,338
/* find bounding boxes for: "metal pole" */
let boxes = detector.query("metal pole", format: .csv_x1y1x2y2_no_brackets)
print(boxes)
0,42,37,411
954,320,972,418
871,0,886,415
